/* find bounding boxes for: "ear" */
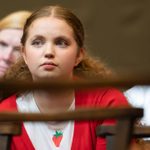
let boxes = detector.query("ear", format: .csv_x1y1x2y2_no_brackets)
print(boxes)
74,48,85,66
21,46,27,65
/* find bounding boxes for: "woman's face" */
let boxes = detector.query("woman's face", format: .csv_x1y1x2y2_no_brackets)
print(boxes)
0,29,23,77
23,17,83,81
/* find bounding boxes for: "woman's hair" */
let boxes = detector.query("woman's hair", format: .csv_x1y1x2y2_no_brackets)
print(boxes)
4,5,113,82
0,10,32,30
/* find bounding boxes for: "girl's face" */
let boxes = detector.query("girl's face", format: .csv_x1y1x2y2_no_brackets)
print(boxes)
23,17,83,81
0,29,22,77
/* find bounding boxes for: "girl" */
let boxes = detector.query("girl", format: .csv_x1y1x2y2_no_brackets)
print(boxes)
0,5,129,150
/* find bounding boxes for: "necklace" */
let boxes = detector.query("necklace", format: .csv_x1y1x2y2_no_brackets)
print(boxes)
47,121,68,130
47,98,75,130
32,92,75,147
48,100,75,147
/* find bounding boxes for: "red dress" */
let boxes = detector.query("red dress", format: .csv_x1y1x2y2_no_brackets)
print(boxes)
0,88,128,150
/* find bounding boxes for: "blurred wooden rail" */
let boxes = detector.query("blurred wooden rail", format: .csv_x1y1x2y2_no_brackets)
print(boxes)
97,125,150,138
0,108,143,150
0,75,150,91
0,107,143,122
96,125,150,150
0,75,146,150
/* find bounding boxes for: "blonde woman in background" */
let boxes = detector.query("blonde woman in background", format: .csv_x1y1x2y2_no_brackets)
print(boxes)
0,11,31,77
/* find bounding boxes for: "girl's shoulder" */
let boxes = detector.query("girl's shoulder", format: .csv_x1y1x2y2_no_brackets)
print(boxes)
0,94,17,111
75,87,129,107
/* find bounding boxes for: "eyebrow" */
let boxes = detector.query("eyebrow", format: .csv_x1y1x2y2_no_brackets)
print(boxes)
54,35,71,41
31,35,44,40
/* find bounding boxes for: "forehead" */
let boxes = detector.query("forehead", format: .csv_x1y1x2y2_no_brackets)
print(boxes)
0,28,23,42
27,17,74,38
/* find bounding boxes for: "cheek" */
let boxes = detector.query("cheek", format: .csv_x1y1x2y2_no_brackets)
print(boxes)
25,53,36,65
60,52,78,69
22,50,34,66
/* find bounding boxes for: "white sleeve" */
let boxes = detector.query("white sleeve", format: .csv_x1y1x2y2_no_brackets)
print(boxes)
124,86,150,126
124,86,145,108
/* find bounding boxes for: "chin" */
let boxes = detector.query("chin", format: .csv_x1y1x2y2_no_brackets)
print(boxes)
38,75,60,81
34,72,71,82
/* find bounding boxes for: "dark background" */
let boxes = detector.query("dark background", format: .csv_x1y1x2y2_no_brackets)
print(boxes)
1,0,150,76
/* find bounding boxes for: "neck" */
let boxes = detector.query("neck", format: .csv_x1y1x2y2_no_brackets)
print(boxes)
33,89,75,113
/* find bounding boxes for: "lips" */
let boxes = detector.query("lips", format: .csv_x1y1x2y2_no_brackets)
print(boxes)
40,62,57,70
41,62,57,66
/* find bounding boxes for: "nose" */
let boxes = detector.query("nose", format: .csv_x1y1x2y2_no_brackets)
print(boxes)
44,43,55,58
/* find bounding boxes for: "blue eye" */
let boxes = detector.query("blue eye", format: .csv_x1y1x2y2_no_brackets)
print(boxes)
31,39,45,48
55,38,69,48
